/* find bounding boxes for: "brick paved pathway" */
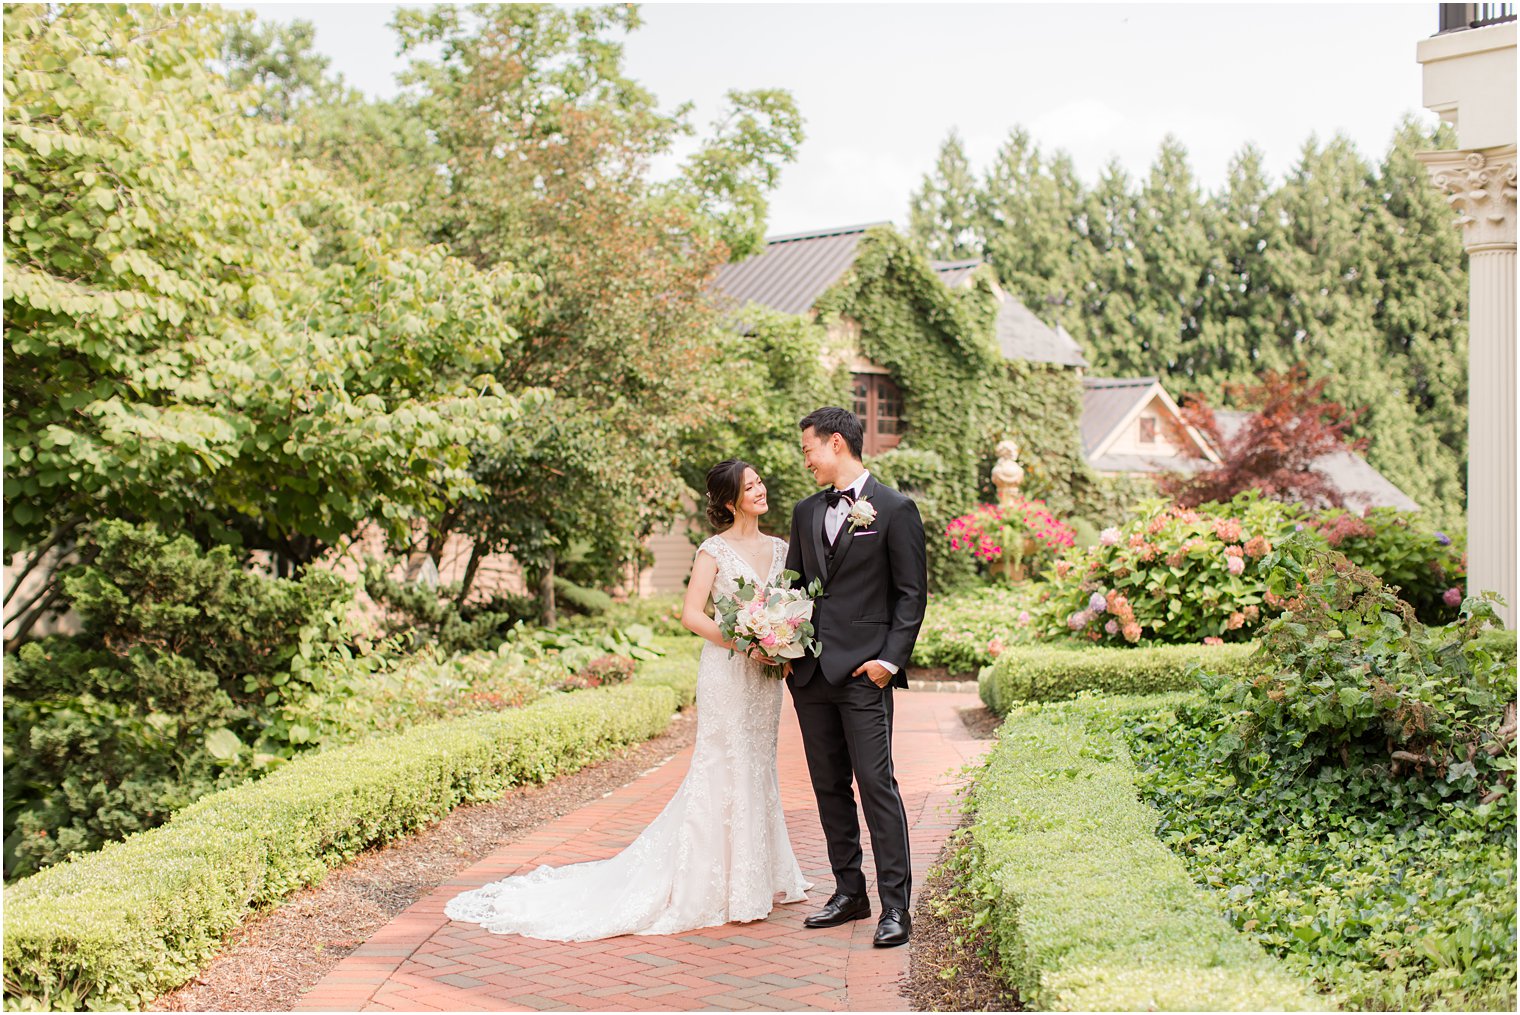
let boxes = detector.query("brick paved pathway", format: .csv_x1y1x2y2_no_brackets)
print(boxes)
298,689,990,1012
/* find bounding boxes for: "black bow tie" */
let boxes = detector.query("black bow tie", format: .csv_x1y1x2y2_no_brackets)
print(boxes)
825,488,856,508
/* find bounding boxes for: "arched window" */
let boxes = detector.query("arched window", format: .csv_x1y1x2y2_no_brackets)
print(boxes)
852,373,905,455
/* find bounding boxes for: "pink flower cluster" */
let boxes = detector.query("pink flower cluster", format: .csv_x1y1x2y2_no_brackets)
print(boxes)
1313,512,1375,547
1067,588,1141,642
945,499,1076,564
945,506,1006,562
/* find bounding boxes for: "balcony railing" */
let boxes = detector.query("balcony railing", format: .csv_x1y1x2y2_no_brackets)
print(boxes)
1437,3,1517,32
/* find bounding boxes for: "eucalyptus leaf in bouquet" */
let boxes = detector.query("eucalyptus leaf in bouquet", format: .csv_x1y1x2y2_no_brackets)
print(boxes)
714,570,823,679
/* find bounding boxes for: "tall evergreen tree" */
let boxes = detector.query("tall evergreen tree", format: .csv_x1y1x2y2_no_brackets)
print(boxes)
900,121,1470,526
909,129,984,260
1371,119,1468,518
1178,144,1284,405
1075,160,1146,376
1266,135,1456,525
979,128,1084,323
1132,136,1213,380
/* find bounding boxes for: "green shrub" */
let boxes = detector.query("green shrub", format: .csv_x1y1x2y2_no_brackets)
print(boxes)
589,593,686,637
958,696,1319,1011
914,584,1042,674
3,522,353,880
1212,533,1514,822
558,654,635,690
553,576,614,617
978,642,1258,714
361,558,535,654
1122,535,1516,1009
1038,494,1475,646
1,682,678,1011
503,622,663,673
630,635,701,709
1037,492,1306,645
864,446,979,593
283,643,562,743
1306,506,1466,624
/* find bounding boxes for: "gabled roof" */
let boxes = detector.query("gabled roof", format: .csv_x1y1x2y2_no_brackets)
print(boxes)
928,257,983,289
992,298,1088,367
712,224,1088,367
710,223,884,316
930,260,1088,368
1213,410,1420,512
1081,377,1157,455
1081,377,1219,463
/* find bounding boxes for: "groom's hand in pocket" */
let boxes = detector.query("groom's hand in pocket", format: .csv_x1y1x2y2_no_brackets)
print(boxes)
853,660,893,688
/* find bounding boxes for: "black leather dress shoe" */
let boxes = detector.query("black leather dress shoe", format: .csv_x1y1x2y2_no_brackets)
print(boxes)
802,892,871,928
873,907,912,947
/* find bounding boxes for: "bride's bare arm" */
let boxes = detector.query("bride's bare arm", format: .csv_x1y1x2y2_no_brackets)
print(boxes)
681,550,732,648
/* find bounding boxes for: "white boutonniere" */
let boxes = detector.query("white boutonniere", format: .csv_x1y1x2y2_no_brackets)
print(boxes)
846,497,877,531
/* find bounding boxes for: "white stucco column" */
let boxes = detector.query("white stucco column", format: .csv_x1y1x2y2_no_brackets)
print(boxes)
1418,144,1517,625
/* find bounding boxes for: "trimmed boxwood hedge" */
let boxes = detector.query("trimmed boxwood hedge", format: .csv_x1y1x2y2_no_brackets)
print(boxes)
2,679,685,1011
632,635,701,708
978,642,1258,714
960,696,1320,1011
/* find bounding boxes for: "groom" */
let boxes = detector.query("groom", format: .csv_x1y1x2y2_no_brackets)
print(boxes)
784,406,927,948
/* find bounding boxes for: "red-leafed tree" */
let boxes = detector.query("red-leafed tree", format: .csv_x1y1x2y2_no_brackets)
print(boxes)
1161,365,1367,508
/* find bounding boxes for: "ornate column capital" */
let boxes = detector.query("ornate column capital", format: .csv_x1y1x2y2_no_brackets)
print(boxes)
1418,143,1518,253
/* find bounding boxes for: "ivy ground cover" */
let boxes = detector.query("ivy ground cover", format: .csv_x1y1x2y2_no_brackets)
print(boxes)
1122,539,1516,1010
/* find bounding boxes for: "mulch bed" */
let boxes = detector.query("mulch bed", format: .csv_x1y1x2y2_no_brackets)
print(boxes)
902,703,1019,1012
958,704,1003,740
151,709,698,1013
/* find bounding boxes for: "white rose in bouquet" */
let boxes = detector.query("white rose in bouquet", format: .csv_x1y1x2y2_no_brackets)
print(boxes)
714,570,823,679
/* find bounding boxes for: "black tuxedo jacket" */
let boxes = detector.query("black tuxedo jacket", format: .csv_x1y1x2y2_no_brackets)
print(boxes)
784,475,928,689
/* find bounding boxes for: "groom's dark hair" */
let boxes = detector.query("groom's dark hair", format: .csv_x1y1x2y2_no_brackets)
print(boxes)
799,407,864,461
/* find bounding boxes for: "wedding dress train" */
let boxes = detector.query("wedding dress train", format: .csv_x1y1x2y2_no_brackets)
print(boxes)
444,534,810,940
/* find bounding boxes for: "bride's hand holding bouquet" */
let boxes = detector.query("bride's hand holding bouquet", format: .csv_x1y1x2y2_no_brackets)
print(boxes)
714,569,822,680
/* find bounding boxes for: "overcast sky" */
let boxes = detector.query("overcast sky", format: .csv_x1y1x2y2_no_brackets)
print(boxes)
239,2,1442,235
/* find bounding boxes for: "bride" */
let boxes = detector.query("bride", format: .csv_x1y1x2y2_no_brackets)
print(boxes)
444,459,811,940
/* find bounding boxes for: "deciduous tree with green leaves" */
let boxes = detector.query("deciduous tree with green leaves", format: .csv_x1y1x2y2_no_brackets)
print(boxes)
3,4,538,639
315,4,807,602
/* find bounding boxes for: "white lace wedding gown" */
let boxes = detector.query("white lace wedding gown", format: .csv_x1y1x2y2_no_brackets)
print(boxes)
444,534,811,940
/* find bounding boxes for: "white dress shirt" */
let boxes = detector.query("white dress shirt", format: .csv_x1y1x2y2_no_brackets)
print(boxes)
824,470,898,677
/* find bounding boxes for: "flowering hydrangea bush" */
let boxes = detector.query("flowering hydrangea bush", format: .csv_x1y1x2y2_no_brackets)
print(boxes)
945,499,1076,573
1036,493,1308,645
1038,493,1474,645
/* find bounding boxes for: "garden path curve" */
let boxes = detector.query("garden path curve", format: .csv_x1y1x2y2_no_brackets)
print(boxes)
297,688,989,1012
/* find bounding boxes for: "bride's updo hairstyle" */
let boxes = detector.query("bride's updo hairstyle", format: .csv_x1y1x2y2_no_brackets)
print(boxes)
705,459,754,529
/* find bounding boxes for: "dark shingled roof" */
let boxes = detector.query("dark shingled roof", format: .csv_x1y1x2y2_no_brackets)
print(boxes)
1213,410,1420,512
712,226,1088,367
930,259,1087,367
928,258,983,289
710,223,883,316
992,299,1088,368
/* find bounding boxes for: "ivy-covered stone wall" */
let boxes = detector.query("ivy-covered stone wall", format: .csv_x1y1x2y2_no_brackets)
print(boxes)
817,227,1124,589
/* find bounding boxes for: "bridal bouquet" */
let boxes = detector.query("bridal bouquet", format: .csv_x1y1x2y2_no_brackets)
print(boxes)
714,570,822,679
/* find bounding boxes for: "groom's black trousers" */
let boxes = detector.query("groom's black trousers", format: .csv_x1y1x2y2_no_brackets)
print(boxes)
788,674,912,912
